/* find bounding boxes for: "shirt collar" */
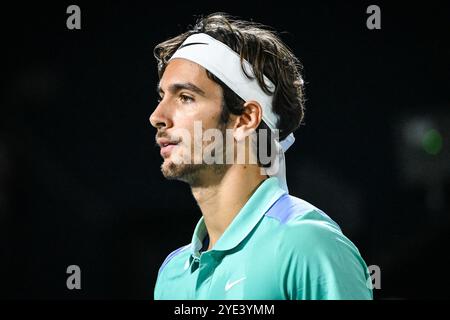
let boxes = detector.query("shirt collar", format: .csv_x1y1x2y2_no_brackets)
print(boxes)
190,176,287,256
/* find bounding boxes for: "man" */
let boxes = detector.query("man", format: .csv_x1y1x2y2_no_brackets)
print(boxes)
150,13,373,300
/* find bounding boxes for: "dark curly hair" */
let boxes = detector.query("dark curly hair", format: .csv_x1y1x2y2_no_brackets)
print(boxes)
154,12,305,141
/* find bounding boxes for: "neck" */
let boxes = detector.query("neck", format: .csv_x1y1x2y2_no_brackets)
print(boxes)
191,165,268,251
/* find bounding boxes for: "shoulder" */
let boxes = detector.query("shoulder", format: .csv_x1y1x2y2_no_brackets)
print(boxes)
265,194,342,234
157,243,191,276
265,194,362,260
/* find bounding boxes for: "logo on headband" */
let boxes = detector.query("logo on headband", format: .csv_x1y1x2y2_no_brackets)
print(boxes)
178,42,209,49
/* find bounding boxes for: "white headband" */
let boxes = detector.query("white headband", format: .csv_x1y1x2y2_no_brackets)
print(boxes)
169,33,295,192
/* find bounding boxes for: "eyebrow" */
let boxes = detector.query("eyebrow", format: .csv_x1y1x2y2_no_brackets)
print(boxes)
157,82,206,97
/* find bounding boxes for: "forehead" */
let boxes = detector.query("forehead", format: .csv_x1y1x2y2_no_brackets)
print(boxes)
160,58,221,95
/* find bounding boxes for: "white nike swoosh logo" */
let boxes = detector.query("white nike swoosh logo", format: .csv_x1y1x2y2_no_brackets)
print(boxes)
225,277,246,291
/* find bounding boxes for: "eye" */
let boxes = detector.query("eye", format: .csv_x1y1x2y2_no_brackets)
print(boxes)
180,94,194,104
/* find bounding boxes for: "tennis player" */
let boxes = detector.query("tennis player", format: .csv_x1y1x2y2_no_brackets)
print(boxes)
150,13,373,300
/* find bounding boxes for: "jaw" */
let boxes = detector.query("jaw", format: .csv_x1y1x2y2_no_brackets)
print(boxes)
161,159,230,188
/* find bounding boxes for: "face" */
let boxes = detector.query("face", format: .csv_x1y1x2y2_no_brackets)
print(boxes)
150,58,230,186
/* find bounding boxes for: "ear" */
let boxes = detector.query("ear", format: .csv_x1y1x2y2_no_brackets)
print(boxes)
233,100,263,141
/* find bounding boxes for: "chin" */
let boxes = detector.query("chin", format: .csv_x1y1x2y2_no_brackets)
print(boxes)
161,160,197,181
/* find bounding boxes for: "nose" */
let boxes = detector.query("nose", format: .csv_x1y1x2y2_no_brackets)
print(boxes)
149,99,172,130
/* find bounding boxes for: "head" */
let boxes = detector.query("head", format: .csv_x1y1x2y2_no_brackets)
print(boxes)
149,13,305,187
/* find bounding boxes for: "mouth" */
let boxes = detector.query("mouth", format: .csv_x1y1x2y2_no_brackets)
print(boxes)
159,141,179,157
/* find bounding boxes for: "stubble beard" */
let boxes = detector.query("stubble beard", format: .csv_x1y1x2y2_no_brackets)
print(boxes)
160,125,230,187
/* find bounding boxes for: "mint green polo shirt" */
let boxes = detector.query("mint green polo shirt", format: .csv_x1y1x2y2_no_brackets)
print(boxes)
154,177,373,300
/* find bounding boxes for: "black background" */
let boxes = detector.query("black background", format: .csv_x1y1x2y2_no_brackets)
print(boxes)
1,0,449,299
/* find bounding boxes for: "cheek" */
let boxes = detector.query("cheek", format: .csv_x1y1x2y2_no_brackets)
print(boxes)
197,107,223,130
172,108,197,127
172,102,223,136
173,111,220,131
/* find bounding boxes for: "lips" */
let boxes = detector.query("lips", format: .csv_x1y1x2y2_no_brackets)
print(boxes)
160,143,178,157
157,138,179,157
